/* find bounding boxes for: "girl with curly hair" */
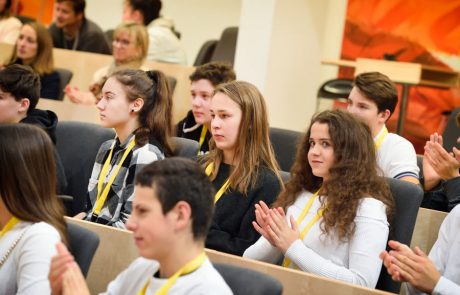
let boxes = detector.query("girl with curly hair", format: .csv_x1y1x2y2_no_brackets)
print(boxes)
244,109,394,288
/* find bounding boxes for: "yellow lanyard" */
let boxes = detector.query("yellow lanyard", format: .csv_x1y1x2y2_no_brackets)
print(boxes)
0,217,20,238
374,126,388,151
138,252,207,295
93,137,136,216
197,125,208,155
283,189,322,268
205,163,230,204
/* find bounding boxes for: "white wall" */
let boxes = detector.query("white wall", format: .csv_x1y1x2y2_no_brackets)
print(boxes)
235,0,347,131
85,0,242,66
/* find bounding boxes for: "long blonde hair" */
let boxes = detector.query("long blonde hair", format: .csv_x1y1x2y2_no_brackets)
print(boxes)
202,81,283,194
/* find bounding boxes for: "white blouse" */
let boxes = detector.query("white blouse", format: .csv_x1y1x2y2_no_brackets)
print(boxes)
244,190,389,288
0,221,61,295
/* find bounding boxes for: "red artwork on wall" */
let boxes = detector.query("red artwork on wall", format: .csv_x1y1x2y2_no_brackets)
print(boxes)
340,0,460,152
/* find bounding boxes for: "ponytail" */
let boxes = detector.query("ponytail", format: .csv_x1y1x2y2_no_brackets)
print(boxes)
110,69,174,156
137,70,174,156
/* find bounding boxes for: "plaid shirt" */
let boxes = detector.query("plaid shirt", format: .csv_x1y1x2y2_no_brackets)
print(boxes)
85,134,164,228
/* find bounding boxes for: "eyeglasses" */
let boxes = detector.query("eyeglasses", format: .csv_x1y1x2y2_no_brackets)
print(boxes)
112,38,131,47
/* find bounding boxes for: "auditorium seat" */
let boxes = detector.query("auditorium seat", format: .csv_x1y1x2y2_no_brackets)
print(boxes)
172,137,199,158
269,127,303,172
56,121,115,215
375,178,423,293
214,263,283,295
67,222,100,277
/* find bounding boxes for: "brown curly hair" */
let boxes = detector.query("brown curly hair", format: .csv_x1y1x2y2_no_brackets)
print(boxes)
273,109,394,241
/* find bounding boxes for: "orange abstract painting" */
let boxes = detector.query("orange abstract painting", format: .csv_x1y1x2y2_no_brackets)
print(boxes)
340,0,460,152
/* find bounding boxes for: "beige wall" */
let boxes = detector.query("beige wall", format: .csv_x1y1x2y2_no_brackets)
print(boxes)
235,0,347,131
85,0,347,131
85,0,241,66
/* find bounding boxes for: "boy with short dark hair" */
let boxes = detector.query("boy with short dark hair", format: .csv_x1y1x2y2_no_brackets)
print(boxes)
49,158,233,295
347,71,419,184
176,61,236,154
0,64,67,192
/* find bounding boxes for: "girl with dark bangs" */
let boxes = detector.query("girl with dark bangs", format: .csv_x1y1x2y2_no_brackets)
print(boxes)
244,109,394,288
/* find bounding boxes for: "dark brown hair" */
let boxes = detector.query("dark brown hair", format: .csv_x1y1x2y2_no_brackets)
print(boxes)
0,64,40,114
189,61,236,87
126,0,161,25
110,69,174,156
274,109,394,241
57,0,85,14
202,81,283,194
0,124,67,244
354,72,398,116
136,158,215,241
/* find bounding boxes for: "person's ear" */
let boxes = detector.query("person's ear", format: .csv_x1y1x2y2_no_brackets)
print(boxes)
171,201,192,232
132,9,145,25
18,98,30,114
131,98,144,113
378,109,391,123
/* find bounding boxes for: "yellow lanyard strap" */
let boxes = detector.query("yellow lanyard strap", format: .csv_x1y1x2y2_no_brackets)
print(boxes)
283,189,322,268
138,253,207,295
94,138,136,216
0,217,20,238
374,126,388,151
205,163,230,204
197,125,208,155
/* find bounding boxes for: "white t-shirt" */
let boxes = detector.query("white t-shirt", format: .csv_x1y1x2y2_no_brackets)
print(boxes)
0,221,61,295
375,126,419,179
244,191,389,288
406,205,460,295
102,257,233,295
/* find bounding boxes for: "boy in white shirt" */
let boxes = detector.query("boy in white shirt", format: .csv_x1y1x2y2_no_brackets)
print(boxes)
347,72,419,184
48,158,233,295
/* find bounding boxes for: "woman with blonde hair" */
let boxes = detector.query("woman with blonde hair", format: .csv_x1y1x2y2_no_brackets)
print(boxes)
202,80,283,256
66,21,149,104
7,21,60,99
0,124,67,294
244,109,395,288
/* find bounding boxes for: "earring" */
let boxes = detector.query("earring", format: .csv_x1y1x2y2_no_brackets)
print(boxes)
131,109,135,113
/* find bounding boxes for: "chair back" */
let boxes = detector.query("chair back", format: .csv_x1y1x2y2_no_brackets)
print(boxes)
67,222,100,277
194,39,218,66
214,263,283,295
55,68,74,100
56,121,115,215
375,178,423,293
211,27,238,65
172,137,199,158
269,127,303,172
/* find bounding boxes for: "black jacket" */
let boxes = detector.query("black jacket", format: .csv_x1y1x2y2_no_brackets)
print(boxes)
21,109,67,193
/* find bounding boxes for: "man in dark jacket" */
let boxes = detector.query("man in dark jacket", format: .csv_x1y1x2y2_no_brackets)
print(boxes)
0,64,67,193
48,0,110,55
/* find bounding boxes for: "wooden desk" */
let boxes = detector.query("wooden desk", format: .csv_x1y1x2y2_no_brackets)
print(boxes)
322,58,460,134
410,207,447,254
37,98,100,124
1,43,195,123
67,217,392,295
